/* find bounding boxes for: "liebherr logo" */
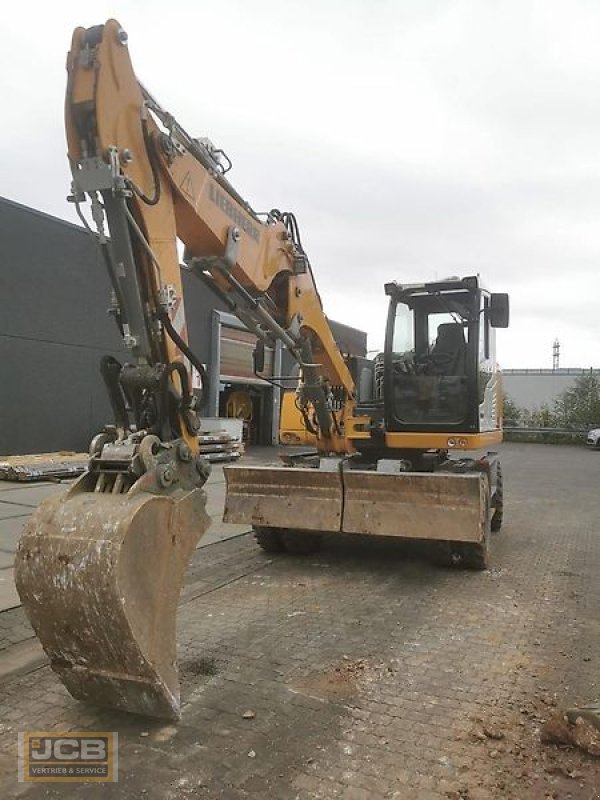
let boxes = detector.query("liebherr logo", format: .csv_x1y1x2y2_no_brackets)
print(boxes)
208,184,260,242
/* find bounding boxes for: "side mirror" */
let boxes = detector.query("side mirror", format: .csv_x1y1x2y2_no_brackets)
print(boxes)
253,340,265,373
489,293,510,328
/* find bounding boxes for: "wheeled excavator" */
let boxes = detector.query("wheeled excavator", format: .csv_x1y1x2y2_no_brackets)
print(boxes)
15,20,509,721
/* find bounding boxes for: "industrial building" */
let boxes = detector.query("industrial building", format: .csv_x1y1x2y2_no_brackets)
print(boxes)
503,368,600,412
0,197,366,455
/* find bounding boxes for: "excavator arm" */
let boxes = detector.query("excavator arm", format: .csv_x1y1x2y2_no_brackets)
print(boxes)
65,20,354,451
14,19,356,721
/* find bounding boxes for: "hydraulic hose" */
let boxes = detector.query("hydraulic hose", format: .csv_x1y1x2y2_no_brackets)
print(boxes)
157,309,209,412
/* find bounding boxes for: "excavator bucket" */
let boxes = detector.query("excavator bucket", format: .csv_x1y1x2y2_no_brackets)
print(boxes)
15,472,209,720
224,465,487,544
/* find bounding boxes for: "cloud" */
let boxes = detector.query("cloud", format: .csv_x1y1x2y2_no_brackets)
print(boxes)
1,0,598,368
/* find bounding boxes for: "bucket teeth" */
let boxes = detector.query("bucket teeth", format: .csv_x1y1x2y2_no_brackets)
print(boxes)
15,478,209,719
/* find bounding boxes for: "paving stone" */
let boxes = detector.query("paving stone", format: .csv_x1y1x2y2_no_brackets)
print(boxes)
0,443,598,799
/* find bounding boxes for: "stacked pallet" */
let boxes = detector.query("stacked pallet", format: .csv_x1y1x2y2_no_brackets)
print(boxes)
198,418,244,463
0,419,243,482
0,452,88,482
198,431,243,463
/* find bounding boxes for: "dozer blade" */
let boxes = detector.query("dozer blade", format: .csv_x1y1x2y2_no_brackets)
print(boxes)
15,478,209,720
342,470,487,542
224,464,487,545
223,465,343,532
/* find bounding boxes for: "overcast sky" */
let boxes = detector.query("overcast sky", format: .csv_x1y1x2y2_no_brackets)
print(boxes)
2,0,599,368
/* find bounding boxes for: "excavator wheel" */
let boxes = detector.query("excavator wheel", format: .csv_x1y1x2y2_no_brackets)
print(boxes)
281,530,322,555
433,538,489,571
457,539,490,570
491,463,504,532
254,526,285,554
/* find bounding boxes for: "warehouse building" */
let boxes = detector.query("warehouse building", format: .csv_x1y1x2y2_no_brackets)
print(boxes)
502,368,600,412
0,197,366,455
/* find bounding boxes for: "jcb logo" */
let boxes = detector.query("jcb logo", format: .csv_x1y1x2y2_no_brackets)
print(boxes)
30,737,107,761
18,732,118,782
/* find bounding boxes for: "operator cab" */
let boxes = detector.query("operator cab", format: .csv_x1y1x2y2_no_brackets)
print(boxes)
382,276,509,435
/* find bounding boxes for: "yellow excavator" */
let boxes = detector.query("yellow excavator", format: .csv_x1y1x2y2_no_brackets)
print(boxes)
15,20,509,721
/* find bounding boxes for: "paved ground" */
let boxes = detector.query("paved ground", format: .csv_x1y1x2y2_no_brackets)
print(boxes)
0,454,259,612
0,442,599,798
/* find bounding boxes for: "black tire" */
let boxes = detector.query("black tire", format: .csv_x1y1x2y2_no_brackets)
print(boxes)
429,541,460,569
280,530,322,555
432,540,489,570
491,463,504,532
254,526,285,554
459,540,490,570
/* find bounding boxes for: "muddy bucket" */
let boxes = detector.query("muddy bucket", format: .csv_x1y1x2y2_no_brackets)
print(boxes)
15,478,209,719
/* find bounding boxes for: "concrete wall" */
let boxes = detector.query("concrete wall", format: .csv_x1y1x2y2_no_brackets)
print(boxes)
503,368,600,411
